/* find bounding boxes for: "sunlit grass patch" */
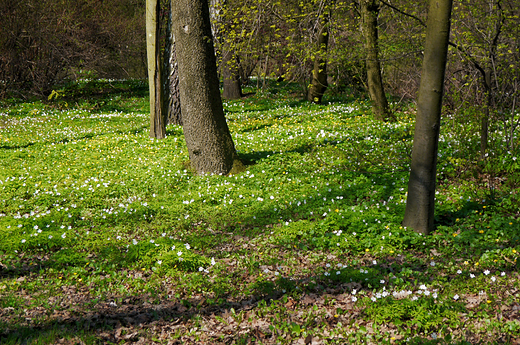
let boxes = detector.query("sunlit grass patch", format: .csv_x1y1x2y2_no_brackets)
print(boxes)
0,80,519,344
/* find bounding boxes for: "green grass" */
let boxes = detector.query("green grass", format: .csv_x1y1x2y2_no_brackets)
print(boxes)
0,79,519,344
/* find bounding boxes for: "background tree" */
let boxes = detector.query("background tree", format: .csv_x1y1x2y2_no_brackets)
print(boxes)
361,0,394,121
146,0,167,139
307,6,330,104
447,0,514,159
171,0,241,175
403,0,453,234
0,0,146,98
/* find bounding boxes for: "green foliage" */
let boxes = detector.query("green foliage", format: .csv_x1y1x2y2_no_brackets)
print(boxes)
364,297,464,332
0,80,519,343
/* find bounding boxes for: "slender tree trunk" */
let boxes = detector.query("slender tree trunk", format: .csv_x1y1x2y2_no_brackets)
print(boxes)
361,0,394,121
403,0,453,235
146,0,166,139
307,15,329,104
167,27,182,126
480,70,492,159
222,50,243,99
171,0,240,175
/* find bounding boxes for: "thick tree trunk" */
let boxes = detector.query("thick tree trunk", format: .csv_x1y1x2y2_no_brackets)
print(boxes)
361,0,394,121
171,0,240,175
307,16,329,104
222,50,243,100
146,0,166,139
403,0,453,235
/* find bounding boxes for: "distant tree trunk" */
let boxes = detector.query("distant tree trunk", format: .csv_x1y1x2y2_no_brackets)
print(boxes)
222,50,243,99
172,0,240,175
403,0,453,235
361,0,394,121
480,70,492,159
307,15,329,104
146,0,166,138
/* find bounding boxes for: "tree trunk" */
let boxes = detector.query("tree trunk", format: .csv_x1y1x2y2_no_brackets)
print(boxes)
361,0,394,121
402,0,453,235
222,50,243,99
167,28,182,126
307,15,329,104
171,0,240,175
480,70,492,159
146,0,166,139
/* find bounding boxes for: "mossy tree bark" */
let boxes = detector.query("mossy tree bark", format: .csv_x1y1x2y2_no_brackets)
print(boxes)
171,0,239,175
146,0,167,139
361,0,394,122
307,14,329,104
403,0,453,235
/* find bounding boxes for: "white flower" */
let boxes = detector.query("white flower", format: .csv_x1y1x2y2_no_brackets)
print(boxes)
483,270,490,275
352,296,358,302
133,239,138,245
48,235,53,239
430,261,435,267
61,233,66,239
199,267,204,272
150,239,155,243
211,257,216,265
457,269,462,274
157,260,162,265
371,297,377,302
336,271,341,275
490,276,496,282
453,294,459,300
419,284,427,290
171,245,176,250
380,280,385,284
21,239,26,243
470,273,475,278
432,292,438,299
177,251,182,256
501,272,506,276
184,243,190,250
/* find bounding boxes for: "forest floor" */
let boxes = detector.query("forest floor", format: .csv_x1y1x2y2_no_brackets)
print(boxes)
0,79,519,344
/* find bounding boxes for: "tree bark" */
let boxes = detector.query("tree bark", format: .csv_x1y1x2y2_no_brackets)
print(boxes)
307,15,329,104
146,0,167,139
361,0,394,121
222,50,243,100
171,0,240,175
167,29,182,126
480,69,493,160
402,0,453,235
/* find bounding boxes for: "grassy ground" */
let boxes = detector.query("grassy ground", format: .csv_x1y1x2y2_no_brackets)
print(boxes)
0,79,519,344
